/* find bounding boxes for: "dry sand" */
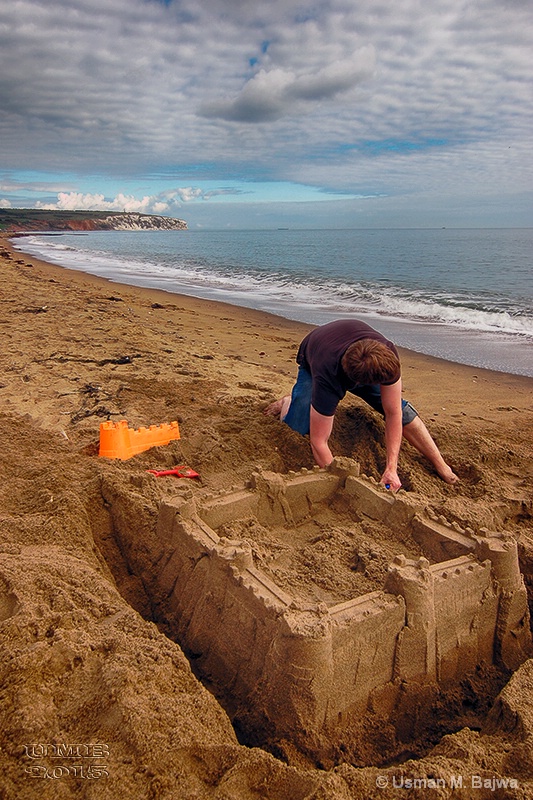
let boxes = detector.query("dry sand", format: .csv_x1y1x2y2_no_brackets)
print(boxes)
1,235,532,799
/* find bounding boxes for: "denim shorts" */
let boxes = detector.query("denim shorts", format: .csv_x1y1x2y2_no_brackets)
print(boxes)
283,366,418,436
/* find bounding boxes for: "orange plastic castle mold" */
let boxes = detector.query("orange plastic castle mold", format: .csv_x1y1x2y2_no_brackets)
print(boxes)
99,419,180,460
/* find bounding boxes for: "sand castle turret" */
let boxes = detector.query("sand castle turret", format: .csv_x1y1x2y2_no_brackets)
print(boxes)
385,555,437,682
473,531,530,670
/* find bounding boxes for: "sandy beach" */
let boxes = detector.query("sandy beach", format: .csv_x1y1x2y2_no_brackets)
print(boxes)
1,234,533,799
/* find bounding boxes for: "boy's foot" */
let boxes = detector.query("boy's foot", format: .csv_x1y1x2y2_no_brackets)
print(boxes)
438,464,459,484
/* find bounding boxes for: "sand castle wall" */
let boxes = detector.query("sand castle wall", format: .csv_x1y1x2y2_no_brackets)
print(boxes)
141,459,532,746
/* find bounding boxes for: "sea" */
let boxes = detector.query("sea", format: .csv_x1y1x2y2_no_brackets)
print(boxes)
12,227,533,377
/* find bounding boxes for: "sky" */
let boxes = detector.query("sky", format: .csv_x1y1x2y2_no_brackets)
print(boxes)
1,0,532,229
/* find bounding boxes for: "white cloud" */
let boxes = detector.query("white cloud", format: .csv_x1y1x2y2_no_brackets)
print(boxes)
36,192,159,213
32,186,234,214
169,187,206,203
0,198,12,208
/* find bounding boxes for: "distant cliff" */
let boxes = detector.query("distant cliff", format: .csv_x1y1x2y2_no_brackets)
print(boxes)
0,209,187,232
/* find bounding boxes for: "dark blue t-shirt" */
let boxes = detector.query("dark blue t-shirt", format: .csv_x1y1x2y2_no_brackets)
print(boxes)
296,319,401,416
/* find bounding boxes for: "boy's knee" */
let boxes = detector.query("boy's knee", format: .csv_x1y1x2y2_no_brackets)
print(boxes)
401,401,418,426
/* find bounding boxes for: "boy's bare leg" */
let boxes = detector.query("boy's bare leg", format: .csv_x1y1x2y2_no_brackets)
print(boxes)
402,416,458,484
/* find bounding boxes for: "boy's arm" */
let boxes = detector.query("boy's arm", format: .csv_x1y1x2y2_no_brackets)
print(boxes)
309,406,335,467
379,380,403,491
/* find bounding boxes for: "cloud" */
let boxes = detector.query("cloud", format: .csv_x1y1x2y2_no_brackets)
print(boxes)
167,187,206,203
32,185,242,214
36,192,159,213
0,0,531,223
198,47,375,122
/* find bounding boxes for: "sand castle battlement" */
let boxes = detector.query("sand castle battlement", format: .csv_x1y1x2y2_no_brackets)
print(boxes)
148,457,531,747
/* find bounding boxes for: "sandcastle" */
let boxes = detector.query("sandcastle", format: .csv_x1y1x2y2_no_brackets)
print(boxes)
104,457,532,753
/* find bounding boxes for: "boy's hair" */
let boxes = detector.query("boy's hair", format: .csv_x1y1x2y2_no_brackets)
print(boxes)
341,338,401,385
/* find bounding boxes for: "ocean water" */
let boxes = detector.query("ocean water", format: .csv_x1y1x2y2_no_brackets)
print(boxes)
13,228,533,377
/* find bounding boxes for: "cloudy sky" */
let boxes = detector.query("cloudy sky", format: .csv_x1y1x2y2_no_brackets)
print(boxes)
1,0,532,228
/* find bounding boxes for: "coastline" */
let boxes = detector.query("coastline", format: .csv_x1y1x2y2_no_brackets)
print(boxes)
10,229,533,379
1,233,533,797
4,232,532,398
